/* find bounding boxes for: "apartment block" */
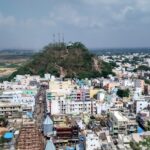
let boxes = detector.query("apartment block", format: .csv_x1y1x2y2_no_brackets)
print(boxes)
0,102,22,118
109,111,129,137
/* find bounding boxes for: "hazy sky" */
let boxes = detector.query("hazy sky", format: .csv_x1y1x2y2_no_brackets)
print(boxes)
0,0,150,50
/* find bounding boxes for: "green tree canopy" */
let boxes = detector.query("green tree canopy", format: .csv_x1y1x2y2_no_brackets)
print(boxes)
117,89,130,98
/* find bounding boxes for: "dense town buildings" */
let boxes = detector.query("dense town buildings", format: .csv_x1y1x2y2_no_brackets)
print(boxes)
0,52,150,149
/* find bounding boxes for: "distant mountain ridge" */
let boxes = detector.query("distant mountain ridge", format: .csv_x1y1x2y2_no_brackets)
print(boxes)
8,42,114,79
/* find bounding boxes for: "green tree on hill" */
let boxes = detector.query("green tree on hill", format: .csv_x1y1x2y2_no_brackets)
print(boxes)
3,42,115,81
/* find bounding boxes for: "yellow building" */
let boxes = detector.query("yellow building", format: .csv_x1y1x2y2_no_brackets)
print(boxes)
49,80,77,91
90,88,100,98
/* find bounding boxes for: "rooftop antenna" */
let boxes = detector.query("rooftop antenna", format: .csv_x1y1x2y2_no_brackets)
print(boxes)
62,33,66,50
53,33,55,45
62,33,64,44
58,32,60,46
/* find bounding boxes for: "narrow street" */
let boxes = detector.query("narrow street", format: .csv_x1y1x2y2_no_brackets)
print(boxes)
34,86,47,131
33,85,48,148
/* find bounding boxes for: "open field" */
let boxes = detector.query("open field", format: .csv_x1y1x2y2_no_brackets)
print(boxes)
0,68,17,77
0,49,36,78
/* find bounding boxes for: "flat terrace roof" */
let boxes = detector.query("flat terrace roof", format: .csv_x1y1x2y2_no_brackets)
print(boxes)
113,111,129,122
0,102,21,107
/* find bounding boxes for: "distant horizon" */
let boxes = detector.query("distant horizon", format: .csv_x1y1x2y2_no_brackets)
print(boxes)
0,46,150,51
0,40,150,51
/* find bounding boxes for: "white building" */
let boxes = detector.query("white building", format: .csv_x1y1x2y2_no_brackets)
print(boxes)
122,79,134,87
44,74,51,80
97,92,105,101
109,111,129,137
96,102,112,114
0,93,35,112
86,130,100,150
50,99,97,115
145,58,150,67
0,101,22,117
135,99,149,114
46,81,92,115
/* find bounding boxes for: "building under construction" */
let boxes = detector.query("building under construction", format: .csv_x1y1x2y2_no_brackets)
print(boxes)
16,123,44,150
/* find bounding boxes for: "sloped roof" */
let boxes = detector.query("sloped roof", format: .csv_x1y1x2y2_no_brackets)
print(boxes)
45,140,56,150
43,115,53,125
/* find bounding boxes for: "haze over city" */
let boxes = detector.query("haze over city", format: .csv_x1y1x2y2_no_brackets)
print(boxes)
1,1,150,150
0,0,150,49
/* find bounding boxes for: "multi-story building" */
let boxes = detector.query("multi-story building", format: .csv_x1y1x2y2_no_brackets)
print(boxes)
109,111,138,137
52,115,79,149
145,58,150,67
121,79,134,87
49,80,76,91
85,130,100,150
0,102,22,118
46,80,94,115
0,93,35,112
133,97,150,114
134,79,144,91
109,111,129,137
51,99,97,115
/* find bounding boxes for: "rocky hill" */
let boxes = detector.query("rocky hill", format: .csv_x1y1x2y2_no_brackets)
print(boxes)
9,42,114,79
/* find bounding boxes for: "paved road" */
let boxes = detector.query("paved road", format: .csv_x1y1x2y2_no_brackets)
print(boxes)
33,85,48,148
34,86,47,130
